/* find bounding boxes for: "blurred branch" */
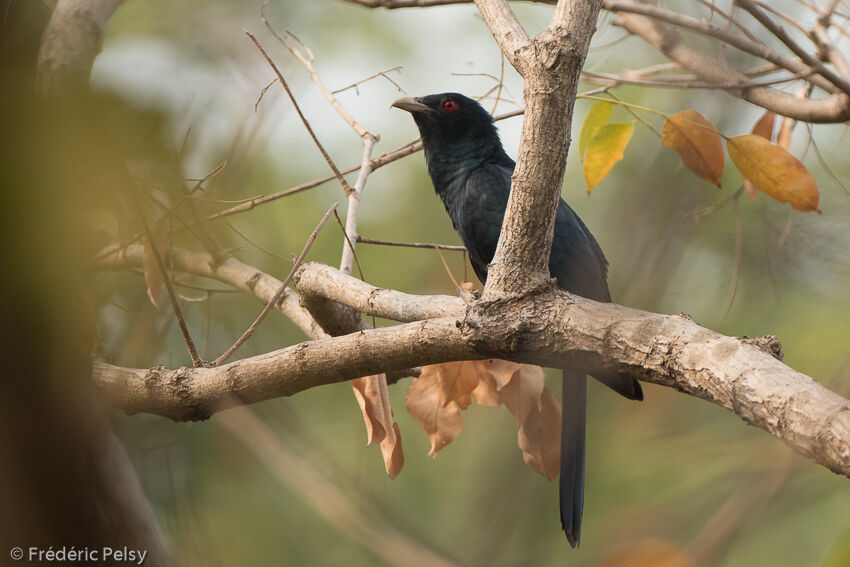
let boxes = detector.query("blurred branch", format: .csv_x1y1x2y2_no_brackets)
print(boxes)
245,30,355,195
36,0,125,93
94,243,327,340
217,408,461,567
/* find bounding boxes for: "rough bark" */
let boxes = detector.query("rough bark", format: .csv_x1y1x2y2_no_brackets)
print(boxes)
93,262,850,478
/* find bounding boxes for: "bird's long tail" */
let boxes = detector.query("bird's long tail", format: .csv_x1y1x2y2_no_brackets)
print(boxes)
560,369,587,548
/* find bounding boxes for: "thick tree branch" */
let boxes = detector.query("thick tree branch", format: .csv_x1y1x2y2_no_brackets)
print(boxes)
295,261,465,321
94,317,473,421
94,267,850,477
473,0,531,71
476,0,604,296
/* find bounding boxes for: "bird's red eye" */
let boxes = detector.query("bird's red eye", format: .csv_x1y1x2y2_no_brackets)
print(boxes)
443,100,457,112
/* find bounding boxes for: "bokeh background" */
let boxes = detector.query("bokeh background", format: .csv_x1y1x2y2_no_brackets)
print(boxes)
4,1,850,565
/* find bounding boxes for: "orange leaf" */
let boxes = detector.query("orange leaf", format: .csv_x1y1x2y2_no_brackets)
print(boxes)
728,134,820,212
745,111,777,198
517,387,561,481
662,110,724,186
406,368,464,457
751,110,776,141
142,218,168,309
351,374,393,445
379,422,404,479
583,121,635,192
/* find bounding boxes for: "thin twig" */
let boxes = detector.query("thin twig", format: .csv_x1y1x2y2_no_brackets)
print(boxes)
212,202,338,366
138,212,204,367
263,6,375,140
333,210,367,282
332,66,405,95
718,196,744,327
340,135,377,273
254,77,278,112
245,30,354,195
356,236,466,251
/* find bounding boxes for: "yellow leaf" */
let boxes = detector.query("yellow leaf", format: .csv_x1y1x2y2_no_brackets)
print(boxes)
744,111,777,198
583,121,635,192
406,368,464,457
661,110,724,186
727,134,820,212
142,218,168,309
579,101,612,159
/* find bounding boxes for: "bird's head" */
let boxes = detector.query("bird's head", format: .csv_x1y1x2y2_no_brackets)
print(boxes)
391,93,500,150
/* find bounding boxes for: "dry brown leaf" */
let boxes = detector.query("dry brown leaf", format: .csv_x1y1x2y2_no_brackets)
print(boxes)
777,115,794,150
406,369,464,457
594,540,694,567
490,362,544,424
728,134,820,212
517,387,561,481
420,361,481,408
745,111,777,198
379,422,404,479
142,218,168,309
351,374,393,445
471,368,501,406
662,110,724,187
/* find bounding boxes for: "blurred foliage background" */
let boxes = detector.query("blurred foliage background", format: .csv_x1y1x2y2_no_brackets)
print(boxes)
4,0,850,565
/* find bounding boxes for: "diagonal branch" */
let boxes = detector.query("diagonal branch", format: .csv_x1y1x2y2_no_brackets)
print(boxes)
473,0,532,72
211,203,337,365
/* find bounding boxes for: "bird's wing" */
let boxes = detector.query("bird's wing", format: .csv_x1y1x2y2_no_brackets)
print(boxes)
454,163,513,284
550,200,612,302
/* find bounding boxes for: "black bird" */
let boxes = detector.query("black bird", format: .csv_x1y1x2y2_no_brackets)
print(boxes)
392,93,642,547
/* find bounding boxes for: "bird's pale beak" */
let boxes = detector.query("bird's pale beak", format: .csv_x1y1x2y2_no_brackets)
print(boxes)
390,97,431,113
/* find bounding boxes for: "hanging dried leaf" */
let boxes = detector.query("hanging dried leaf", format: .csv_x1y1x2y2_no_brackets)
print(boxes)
470,368,501,406
421,361,480,408
776,115,794,150
406,368,464,457
142,218,168,309
351,374,393,446
583,122,635,192
579,101,612,158
379,422,404,479
517,387,562,481
662,110,724,187
488,361,544,424
728,134,820,212
744,111,777,198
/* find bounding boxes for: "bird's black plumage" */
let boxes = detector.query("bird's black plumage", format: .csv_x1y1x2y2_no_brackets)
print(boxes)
392,93,642,547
